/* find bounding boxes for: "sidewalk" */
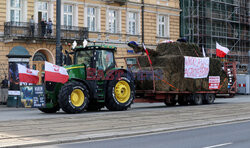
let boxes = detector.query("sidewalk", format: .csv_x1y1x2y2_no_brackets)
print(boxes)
1,102,250,147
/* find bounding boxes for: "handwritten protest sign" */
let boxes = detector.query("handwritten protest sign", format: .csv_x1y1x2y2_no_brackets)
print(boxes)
184,56,209,79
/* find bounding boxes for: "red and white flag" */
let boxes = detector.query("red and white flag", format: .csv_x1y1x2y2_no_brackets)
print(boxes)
45,61,69,84
216,42,229,58
18,64,39,84
142,43,152,65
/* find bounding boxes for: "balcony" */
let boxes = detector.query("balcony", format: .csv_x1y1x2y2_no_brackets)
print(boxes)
105,0,127,5
4,22,88,42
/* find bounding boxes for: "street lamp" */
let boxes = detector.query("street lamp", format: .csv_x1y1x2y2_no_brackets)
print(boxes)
56,0,62,66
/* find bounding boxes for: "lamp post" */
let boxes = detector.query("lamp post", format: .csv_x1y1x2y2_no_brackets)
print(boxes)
56,0,62,65
141,0,144,45
248,51,250,74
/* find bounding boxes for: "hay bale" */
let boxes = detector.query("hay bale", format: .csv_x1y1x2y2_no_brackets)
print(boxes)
138,55,184,71
155,68,171,91
202,78,209,90
170,73,186,91
135,49,228,92
209,58,222,76
194,79,204,91
134,67,156,90
156,42,203,57
218,70,228,92
134,67,173,91
131,45,159,56
137,56,152,67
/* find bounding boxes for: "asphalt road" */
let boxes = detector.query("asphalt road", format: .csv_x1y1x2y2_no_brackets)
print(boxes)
38,120,250,148
0,95,249,122
0,95,250,147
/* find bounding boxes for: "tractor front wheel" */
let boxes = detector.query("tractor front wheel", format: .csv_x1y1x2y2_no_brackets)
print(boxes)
105,74,135,111
58,81,89,113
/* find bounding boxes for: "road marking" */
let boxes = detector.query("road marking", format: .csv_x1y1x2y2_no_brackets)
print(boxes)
203,142,232,148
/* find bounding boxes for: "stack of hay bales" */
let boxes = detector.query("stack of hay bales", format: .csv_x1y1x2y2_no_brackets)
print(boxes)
136,42,228,92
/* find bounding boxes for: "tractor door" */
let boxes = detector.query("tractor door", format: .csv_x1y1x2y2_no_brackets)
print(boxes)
96,50,115,72
93,50,115,102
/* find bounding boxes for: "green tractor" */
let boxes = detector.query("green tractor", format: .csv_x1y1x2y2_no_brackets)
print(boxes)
39,45,135,113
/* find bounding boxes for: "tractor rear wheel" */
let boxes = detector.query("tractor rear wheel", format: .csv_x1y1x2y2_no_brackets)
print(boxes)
105,73,135,111
58,81,89,113
38,105,60,113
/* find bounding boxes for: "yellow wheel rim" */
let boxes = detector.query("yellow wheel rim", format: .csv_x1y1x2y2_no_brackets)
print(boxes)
70,89,85,107
114,80,131,103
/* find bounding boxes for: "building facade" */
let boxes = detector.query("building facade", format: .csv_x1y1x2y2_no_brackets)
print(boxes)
180,0,250,72
0,0,180,85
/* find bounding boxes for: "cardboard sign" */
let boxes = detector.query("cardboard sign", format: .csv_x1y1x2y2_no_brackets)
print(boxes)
209,76,220,90
184,56,210,79
20,85,46,108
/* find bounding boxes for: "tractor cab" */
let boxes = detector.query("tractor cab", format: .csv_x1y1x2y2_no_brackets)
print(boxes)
73,45,116,71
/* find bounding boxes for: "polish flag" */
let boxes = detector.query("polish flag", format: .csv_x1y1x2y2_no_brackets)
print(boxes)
216,42,229,58
18,64,39,84
44,61,69,84
142,43,152,65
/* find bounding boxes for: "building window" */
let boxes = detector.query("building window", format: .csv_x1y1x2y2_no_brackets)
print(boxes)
158,15,169,37
157,0,169,6
128,12,139,35
87,7,97,31
10,0,21,22
64,4,73,26
38,1,48,21
108,10,118,33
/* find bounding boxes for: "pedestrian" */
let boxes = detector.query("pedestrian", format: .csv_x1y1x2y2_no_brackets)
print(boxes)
1,76,8,89
1,76,8,104
47,18,53,38
40,19,46,38
29,15,35,37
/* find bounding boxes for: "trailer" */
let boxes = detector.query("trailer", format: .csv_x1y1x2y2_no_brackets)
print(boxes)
116,56,237,106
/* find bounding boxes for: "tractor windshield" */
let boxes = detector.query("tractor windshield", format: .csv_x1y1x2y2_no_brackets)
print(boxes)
96,50,114,71
75,50,92,67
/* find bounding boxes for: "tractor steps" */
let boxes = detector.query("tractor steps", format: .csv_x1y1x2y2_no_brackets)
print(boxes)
96,81,105,102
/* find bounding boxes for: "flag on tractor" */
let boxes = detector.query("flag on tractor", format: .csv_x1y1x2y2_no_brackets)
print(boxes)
142,43,152,65
44,61,69,84
18,64,39,84
216,42,229,58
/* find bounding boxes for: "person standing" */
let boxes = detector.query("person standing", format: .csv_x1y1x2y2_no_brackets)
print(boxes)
29,15,35,37
1,76,8,89
40,19,46,38
1,76,9,105
47,18,53,38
